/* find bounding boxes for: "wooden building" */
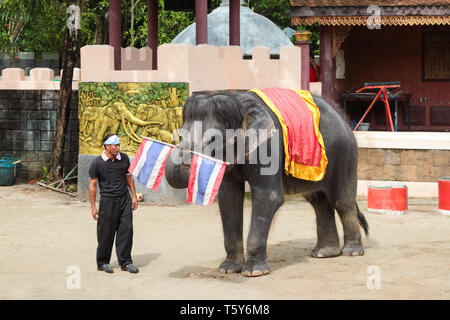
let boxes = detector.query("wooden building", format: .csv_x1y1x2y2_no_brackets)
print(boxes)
291,0,450,131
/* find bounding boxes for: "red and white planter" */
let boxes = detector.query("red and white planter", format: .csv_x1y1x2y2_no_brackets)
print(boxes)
368,183,408,215
438,177,450,216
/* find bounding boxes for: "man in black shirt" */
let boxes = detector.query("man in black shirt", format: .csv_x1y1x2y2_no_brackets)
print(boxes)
89,134,139,274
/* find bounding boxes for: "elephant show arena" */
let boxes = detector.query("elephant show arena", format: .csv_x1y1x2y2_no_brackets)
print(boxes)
0,184,448,300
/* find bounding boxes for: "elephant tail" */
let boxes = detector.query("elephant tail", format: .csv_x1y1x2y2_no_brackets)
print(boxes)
356,203,369,238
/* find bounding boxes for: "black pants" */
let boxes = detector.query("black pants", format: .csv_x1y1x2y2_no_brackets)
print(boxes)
97,193,133,268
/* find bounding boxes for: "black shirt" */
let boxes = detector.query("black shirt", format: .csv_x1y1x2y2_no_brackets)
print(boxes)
89,152,131,197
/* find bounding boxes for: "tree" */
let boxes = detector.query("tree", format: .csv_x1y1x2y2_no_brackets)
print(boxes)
49,1,83,179
0,0,44,56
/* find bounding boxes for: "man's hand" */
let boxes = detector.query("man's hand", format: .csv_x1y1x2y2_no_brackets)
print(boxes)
132,196,138,211
91,207,99,220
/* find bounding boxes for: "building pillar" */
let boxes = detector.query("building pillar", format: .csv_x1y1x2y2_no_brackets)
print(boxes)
196,0,208,45
109,0,121,70
319,25,335,100
148,0,158,69
229,0,240,46
294,30,311,91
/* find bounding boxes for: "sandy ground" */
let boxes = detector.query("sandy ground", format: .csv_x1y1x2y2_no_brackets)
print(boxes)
0,183,449,300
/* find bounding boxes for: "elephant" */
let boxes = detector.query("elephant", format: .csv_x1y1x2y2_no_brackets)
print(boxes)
94,101,159,146
164,91,369,277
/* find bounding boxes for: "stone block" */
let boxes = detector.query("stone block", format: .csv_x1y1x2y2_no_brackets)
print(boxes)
384,149,401,166
7,120,20,130
12,130,26,140
50,112,57,129
26,111,41,120
367,149,385,166
11,90,36,100
11,139,24,151
40,131,54,141
2,138,11,150
0,99,10,110
1,68,25,81
0,90,10,99
0,119,8,129
38,151,51,162
25,161,47,173
7,109,21,120
0,110,8,119
29,68,54,81
26,151,39,162
38,120,51,131
19,113,26,129
397,165,417,181
24,139,35,151
400,149,433,167
433,150,449,166
41,100,57,110
12,99,37,110
41,91,59,100
41,140,53,151
26,120,38,130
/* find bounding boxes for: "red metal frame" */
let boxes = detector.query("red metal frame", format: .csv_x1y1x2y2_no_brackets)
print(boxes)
353,84,400,132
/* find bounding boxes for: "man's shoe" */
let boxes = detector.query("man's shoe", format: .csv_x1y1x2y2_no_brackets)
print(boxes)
121,264,139,273
97,263,114,273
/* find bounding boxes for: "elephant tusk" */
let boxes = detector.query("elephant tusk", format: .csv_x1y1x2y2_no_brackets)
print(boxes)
122,118,142,144
127,120,142,142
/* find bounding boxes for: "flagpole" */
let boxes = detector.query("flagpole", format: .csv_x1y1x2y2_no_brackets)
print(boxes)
141,136,176,148
141,136,230,166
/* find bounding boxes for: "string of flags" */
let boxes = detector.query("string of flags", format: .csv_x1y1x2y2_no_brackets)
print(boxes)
128,137,227,205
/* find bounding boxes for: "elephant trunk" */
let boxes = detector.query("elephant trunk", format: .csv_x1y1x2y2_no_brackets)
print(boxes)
165,141,192,189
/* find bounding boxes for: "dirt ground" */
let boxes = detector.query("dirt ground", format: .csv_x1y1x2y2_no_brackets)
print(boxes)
0,183,448,300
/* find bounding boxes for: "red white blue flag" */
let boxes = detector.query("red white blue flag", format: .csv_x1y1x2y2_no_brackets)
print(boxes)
187,154,227,205
128,139,173,191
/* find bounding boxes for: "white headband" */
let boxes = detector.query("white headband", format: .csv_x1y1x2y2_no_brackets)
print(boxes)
104,135,120,145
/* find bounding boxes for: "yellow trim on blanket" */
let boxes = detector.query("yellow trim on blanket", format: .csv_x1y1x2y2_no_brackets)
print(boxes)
249,89,328,181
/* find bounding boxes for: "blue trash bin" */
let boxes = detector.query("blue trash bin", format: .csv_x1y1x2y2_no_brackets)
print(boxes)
0,154,22,186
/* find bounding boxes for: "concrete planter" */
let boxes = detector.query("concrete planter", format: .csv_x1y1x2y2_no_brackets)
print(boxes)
0,53,12,60
18,52,35,60
42,53,59,60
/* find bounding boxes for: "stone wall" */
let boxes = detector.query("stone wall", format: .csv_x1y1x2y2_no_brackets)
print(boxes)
358,148,449,182
0,90,79,181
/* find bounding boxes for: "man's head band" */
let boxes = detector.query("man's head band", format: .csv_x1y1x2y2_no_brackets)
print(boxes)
104,135,120,145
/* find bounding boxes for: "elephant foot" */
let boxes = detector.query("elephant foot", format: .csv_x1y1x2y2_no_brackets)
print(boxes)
311,245,341,258
241,260,270,277
342,240,365,256
219,259,243,274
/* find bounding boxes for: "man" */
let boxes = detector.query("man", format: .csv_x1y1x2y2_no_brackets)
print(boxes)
309,52,320,82
89,134,139,274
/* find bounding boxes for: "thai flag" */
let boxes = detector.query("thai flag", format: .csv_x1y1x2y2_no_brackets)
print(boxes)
128,139,173,191
187,154,227,205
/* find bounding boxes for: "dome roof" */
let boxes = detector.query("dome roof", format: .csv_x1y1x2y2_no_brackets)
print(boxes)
171,5,294,56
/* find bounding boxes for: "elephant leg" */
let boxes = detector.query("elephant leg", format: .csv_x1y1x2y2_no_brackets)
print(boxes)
242,182,284,277
335,200,364,256
218,173,245,274
306,192,341,258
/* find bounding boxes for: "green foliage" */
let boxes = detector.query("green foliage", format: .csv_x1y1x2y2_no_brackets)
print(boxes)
40,164,50,182
248,0,291,29
0,0,321,57
0,0,46,56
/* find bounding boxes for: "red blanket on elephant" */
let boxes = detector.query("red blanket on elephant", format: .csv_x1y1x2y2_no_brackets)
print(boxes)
250,88,328,181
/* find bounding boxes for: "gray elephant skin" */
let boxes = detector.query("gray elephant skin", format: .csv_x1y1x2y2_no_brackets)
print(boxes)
165,91,369,277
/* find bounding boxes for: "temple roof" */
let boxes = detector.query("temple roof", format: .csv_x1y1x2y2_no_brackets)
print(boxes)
290,0,450,25
171,5,293,56
290,0,450,6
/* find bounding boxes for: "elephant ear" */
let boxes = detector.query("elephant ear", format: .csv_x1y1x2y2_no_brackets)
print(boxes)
234,92,278,160
236,92,276,133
